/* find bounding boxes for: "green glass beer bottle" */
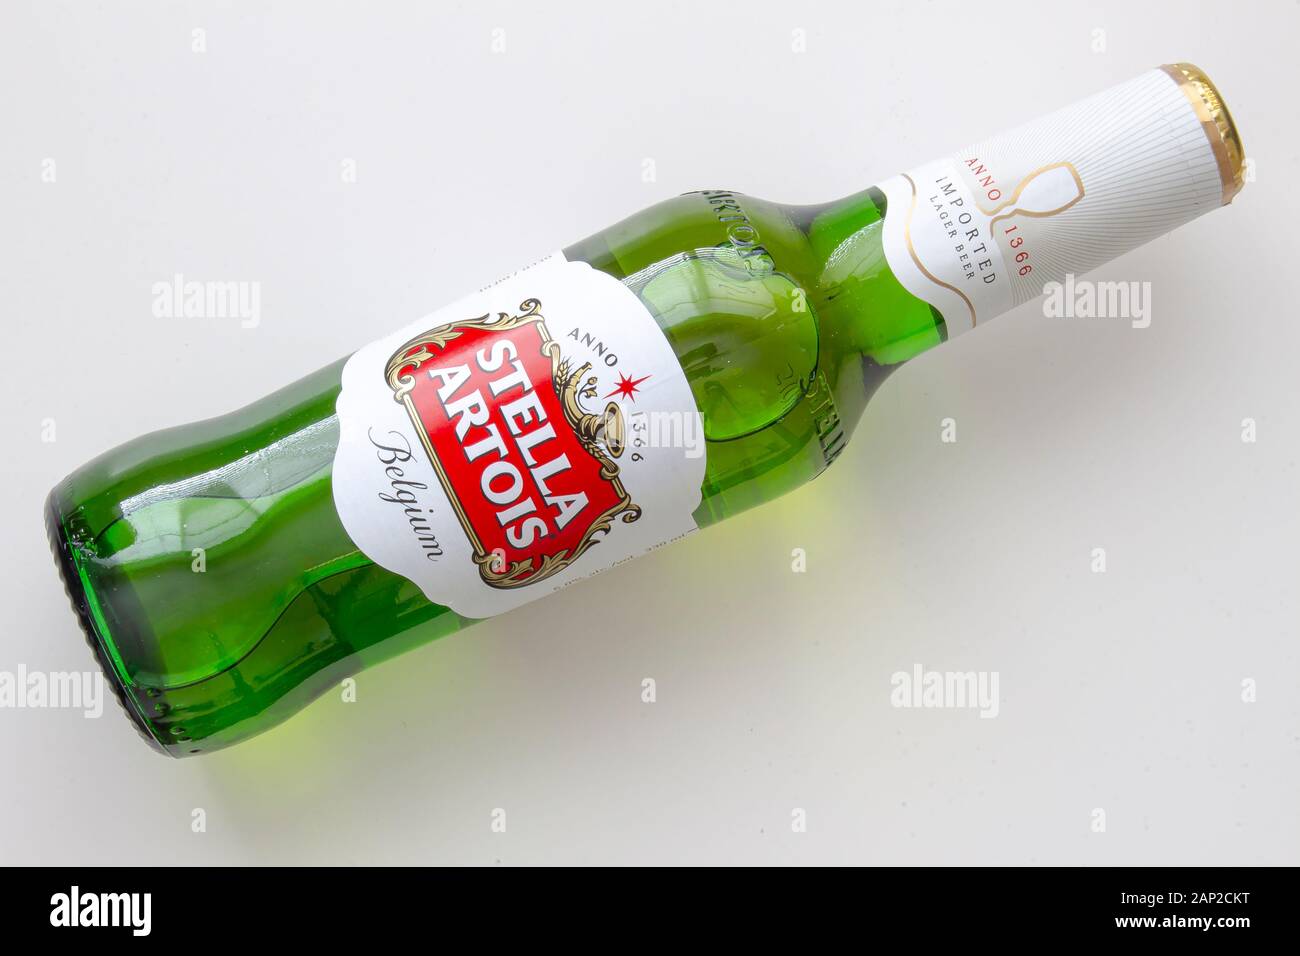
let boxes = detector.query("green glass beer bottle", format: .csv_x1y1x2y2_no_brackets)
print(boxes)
47,64,1245,755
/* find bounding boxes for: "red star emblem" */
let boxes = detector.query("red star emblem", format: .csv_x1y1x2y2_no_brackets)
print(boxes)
604,372,650,402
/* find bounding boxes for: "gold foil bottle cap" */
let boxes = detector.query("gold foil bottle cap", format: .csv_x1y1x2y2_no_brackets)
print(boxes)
1161,62,1246,204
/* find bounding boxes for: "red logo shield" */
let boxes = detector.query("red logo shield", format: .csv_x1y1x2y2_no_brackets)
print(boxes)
384,298,639,589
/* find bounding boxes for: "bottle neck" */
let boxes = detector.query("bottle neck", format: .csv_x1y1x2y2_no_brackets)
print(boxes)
821,64,1244,353
803,187,946,368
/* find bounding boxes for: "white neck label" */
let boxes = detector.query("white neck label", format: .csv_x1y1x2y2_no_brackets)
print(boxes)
879,68,1227,338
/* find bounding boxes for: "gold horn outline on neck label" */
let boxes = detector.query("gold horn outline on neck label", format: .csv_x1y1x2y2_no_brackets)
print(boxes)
976,162,1086,228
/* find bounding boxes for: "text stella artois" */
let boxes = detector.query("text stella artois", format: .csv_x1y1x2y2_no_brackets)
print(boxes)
384,297,640,590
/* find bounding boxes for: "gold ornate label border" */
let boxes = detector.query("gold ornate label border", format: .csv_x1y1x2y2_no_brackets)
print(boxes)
383,298,640,590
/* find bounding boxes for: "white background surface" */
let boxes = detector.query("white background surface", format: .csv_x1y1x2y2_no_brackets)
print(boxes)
2,0,1296,865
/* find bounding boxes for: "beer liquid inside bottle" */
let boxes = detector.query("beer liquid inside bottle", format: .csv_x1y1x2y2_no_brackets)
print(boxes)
47,64,1246,755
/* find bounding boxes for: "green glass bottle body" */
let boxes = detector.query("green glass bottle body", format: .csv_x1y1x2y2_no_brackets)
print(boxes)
47,186,941,755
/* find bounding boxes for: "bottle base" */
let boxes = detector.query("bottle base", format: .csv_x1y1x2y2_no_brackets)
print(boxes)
43,487,170,756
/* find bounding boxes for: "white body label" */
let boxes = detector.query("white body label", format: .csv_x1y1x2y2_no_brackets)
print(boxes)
332,254,706,619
